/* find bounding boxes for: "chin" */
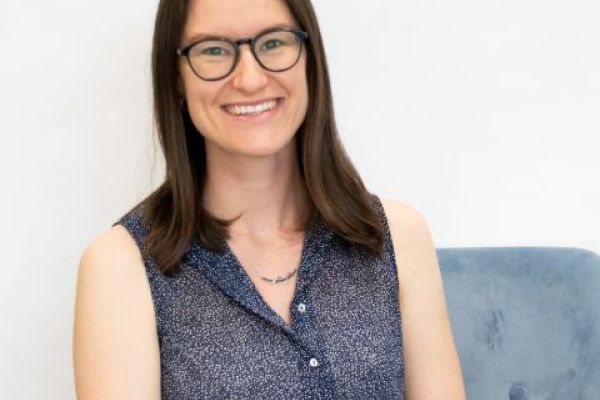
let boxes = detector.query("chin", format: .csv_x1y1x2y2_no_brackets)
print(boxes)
230,135,297,158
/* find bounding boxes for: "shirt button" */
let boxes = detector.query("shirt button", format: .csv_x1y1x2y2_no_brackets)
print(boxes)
297,303,306,313
309,358,319,367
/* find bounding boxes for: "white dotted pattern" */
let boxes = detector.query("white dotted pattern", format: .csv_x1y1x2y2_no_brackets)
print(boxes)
114,193,405,399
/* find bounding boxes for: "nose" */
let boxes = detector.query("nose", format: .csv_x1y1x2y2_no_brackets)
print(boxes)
231,44,269,93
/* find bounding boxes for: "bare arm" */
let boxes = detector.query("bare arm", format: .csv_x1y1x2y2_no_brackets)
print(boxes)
381,198,466,399
73,226,161,399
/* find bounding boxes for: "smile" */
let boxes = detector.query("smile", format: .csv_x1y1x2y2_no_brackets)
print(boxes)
221,98,284,122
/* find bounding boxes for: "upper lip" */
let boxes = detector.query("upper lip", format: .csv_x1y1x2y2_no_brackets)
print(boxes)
222,97,282,107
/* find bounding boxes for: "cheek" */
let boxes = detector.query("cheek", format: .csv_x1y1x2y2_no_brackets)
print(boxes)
181,81,223,135
286,61,309,120
188,104,210,134
297,59,309,115
294,75,309,122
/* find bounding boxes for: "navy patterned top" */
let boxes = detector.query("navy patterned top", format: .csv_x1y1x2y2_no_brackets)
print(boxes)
113,193,405,399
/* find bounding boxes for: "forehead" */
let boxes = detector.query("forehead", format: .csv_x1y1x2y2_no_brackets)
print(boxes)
184,0,297,41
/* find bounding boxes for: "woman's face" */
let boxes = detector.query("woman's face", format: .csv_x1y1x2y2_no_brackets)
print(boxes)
179,0,309,159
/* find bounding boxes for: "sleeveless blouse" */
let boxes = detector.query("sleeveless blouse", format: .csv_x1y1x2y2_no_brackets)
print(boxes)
113,193,405,399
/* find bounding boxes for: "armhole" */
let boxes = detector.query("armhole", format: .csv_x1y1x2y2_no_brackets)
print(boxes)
111,208,163,341
370,193,405,306
111,207,149,256
370,194,407,368
110,207,161,281
369,193,401,278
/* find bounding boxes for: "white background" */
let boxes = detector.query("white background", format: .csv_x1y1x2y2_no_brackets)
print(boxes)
0,0,598,398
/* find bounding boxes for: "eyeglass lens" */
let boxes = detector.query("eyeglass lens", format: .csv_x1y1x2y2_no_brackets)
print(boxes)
187,30,303,80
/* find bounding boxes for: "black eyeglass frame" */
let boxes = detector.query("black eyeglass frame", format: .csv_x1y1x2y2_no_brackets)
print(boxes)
176,27,309,81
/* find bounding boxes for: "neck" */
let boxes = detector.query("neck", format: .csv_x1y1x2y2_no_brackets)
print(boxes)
202,142,312,241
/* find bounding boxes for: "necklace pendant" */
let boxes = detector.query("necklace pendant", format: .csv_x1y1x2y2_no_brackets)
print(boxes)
259,267,299,285
266,276,287,284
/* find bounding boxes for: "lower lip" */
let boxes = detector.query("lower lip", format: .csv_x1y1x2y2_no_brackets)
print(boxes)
221,98,284,123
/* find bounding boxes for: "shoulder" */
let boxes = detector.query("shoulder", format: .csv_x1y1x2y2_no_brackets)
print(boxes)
377,196,466,398
378,196,430,238
74,225,160,397
76,224,152,318
78,224,148,286
377,196,438,285
76,224,154,323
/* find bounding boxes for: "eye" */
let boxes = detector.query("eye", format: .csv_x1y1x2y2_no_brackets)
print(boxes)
262,39,285,50
201,47,229,56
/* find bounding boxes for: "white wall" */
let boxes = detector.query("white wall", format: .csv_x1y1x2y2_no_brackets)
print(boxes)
314,0,600,251
1,0,598,398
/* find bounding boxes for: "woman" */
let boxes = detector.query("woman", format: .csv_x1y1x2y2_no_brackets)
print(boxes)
73,0,465,398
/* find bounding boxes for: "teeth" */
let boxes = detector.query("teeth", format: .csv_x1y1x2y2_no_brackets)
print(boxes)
225,99,278,116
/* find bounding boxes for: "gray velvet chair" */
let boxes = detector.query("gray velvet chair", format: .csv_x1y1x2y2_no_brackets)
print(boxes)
437,247,600,399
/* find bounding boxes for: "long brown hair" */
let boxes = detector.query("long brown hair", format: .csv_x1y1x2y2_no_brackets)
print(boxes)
134,0,384,276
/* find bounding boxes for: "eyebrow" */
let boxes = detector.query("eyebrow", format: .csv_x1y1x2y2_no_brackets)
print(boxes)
184,23,297,44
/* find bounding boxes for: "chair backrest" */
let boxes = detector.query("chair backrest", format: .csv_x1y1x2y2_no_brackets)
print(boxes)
437,247,600,400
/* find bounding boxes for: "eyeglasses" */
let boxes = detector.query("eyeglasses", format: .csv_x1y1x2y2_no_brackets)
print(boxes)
176,27,308,81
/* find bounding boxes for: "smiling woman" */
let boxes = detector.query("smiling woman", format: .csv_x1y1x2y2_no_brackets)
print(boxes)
178,1,310,158
73,0,465,398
